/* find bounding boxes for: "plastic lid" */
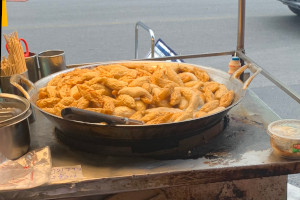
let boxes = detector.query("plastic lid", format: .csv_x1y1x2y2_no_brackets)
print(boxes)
268,119,300,140
232,56,240,61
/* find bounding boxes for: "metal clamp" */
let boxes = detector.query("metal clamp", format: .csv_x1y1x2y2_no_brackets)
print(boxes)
135,21,155,59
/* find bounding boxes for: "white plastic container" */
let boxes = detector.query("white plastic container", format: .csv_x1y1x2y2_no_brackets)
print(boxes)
267,119,300,159
228,56,241,75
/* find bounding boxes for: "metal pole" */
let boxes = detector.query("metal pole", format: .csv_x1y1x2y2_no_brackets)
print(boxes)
237,0,246,51
237,50,300,104
135,21,155,59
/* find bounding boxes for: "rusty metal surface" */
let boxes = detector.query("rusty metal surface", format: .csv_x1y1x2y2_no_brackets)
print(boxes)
1,90,300,200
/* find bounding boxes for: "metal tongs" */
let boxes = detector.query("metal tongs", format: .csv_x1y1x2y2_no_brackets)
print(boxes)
61,107,144,125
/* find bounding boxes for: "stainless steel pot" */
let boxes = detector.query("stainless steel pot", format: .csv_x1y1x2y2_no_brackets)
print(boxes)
10,61,261,142
0,93,32,160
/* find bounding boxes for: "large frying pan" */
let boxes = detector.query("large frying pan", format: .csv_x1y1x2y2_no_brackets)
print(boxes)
11,61,260,148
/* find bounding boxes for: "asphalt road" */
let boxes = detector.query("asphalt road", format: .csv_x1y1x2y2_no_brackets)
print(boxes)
1,0,300,188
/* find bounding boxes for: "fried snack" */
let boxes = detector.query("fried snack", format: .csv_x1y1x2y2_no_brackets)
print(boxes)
215,84,228,99
38,88,49,99
219,90,235,107
128,76,151,87
73,97,90,109
70,86,82,100
179,72,198,83
185,92,203,113
130,110,145,121
141,111,165,122
203,82,219,93
207,106,226,115
59,85,71,98
135,100,147,111
37,62,236,124
173,111,193,122
178,97,189,110
194,110,208,118
36,98,61,108
46,86,58,98
116,94,136,109
199,100,220,112
113,106,135,118
146,107,182,114
146,112,173,125
119,87,153,104
194,68,210,82
104,78,128,90
170,88,182,106
165,65,184,86
203,90,215,102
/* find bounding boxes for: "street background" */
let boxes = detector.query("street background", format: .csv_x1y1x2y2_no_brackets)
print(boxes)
1,0,300,187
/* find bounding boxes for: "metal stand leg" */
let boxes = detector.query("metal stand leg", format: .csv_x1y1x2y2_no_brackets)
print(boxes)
135,21,156,59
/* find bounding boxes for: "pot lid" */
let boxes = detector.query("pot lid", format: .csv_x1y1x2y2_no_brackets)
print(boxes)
0,93,30,124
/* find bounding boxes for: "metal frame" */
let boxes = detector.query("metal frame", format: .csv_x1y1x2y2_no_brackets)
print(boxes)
134,0,300,104
135,21,155,59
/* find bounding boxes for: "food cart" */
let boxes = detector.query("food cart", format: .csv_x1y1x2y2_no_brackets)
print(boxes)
1,0,300,199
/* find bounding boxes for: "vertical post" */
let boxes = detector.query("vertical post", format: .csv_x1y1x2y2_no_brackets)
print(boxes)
135,21,155,59
237,0,246,51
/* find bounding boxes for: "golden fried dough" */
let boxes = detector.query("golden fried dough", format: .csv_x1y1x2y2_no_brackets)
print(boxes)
38,87,48,99
207,106,226,115
145,107,182,113
36,98,61,108
146,112,173,125
204,90,215,102
194,110,207,118
113,106,135,118
37,62,235,124
215,84,228,99
200,100,220,112
179,72,198,83
130,111,145,121
194,70,210,82
165,65,184,86
173,111,193,122
116,94,136,109
70,86,82,100
135,100,147,111
118,87,153,104
170,88,182,106
178,97,189,110
129,76,151,87
219,90,235,107
203,82,219,93
104,78,128,90
46,86,58,98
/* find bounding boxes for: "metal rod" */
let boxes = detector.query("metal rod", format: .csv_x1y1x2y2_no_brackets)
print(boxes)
237,0,246,51
137,51,235,61
135,21,155,59
237,50,300,104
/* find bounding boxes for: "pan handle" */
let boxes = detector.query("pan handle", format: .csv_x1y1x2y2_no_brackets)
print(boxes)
10,74,36,100
231,64,262,90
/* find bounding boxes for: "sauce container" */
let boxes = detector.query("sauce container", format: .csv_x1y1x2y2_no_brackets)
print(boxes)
267,119,300,159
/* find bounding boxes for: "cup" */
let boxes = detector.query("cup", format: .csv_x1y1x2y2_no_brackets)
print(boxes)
38,50,66,78
25,52,40,82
